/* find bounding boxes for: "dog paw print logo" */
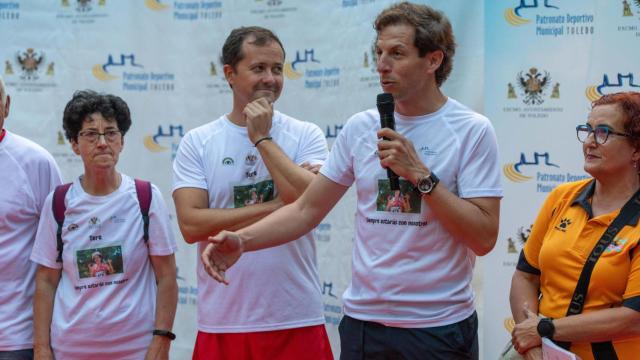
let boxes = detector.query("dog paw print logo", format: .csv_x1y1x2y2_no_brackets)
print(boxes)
555,218,572,232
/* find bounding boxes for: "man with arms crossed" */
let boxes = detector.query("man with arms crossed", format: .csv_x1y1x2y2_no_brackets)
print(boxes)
203,3,502,359
0,76,62,359
172,27,332,359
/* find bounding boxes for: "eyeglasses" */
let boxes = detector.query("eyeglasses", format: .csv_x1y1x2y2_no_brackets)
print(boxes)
576,124,631,145
78,130,122,143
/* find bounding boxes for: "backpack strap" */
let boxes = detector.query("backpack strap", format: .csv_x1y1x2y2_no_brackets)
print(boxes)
52,183,73,263
134,179,152,243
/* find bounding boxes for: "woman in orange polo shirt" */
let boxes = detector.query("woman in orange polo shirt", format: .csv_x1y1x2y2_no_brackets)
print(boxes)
510,92,640,360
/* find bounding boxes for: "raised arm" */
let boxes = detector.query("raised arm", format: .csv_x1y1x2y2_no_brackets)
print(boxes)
201,174,348,284
173,187,283,244
377,127,500,256
244,98,326,203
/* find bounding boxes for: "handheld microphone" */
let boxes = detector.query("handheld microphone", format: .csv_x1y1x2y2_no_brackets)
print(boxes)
376,93,400,191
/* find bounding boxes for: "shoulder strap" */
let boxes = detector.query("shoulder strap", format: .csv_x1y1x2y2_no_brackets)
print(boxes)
52,183,73,263
134,179,152,243
555,187,640,356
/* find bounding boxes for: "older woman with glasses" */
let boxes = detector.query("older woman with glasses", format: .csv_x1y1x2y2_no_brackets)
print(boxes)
31,90,178,359
509,92,640,360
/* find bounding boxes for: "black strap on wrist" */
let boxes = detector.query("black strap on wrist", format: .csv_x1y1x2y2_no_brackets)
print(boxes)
153,329,176,340
254,136,272,147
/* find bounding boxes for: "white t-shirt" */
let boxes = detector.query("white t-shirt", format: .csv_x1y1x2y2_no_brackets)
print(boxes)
320,98,503,328
0,130,62,351
173,111,328,332
30,174,177,359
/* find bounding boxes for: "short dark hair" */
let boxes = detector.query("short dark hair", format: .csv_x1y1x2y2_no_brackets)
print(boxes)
62,90,131,142
592,91,640,150
220,26,285,70
374,1,456,87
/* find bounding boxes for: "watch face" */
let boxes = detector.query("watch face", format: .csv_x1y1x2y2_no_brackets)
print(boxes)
417,177,434,193
537,319,554,338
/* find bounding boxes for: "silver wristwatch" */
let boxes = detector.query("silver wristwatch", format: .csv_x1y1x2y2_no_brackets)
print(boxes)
416,172,440,195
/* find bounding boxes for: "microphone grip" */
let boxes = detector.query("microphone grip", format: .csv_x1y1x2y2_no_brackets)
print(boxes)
380,134,400,191
388,169,400,191
378,99,400,191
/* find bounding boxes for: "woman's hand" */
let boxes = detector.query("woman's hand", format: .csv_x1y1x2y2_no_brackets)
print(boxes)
512,309,542,354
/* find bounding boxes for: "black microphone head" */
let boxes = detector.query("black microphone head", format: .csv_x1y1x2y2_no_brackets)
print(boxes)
376,93,394,114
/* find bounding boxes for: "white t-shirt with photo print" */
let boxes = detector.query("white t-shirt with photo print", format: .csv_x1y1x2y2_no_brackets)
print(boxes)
320,97,503,328
30,174,177,359
0,130,62,351
173,110,328,333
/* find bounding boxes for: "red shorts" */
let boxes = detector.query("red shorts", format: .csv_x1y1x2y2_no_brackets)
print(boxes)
192,324,334,360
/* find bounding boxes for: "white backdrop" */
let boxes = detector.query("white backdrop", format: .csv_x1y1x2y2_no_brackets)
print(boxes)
4,1,636,359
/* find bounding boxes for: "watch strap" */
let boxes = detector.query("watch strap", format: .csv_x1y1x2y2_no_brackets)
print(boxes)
153,329,176,340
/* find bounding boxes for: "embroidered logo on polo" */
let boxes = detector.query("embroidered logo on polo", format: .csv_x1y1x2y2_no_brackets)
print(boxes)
222,157,234,166
554,218,572,232
67,223,79,232
604,237,628,254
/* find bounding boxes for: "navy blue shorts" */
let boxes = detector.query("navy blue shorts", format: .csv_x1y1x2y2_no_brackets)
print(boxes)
338,312,478,360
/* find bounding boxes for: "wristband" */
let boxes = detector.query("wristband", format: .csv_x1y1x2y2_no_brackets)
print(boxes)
152,329,176,340
254,136,273,147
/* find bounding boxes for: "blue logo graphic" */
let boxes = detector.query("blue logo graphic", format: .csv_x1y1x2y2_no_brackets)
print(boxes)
92,54,143,81
586,73,640,101
503,152,558,182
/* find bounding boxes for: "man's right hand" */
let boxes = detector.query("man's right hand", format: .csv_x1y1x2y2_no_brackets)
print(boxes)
201,230,245,284
244,98,273,144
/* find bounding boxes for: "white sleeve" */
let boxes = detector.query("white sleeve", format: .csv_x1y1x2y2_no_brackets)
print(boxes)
457,119,503,199
30,192,62,269
148,184,178,256
35,154,63,213
319,116,355,187
172,131,208,191
295,122,328,166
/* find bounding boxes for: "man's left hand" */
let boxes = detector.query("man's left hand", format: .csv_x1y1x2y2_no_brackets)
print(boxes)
144,336,171,360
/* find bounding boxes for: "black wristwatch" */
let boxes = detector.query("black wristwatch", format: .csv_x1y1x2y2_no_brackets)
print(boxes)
536,318,555,339
153,329,176,340
416,172,440,195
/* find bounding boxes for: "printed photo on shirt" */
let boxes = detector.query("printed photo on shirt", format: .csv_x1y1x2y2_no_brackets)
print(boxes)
76,245,123,279
233,180,274,208
376,179,421,214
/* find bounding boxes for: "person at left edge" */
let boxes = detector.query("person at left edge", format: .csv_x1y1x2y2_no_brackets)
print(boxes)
0,76,62,360
30,90,178,360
